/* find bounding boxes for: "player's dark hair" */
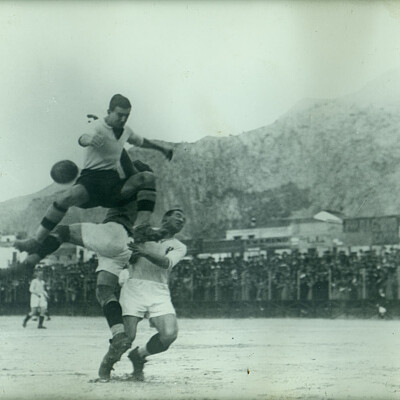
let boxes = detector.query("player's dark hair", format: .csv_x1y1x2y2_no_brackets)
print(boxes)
109,94,131,111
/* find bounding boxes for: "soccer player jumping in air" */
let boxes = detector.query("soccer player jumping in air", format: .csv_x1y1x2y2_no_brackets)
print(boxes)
15,94,173,254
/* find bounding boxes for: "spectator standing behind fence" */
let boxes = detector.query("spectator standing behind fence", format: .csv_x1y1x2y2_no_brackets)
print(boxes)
22,269,48,329
6,245,400,306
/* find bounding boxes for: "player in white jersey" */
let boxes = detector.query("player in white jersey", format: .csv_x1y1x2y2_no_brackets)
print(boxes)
22,270,48,329
15,94,173,254
98,208,187,381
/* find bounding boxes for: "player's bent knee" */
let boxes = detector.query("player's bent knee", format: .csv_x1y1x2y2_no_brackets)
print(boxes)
159,329,178,346
97,271,119,287
147,333,171,354
125,171,156,192
96,284,117,307
139,171,156,188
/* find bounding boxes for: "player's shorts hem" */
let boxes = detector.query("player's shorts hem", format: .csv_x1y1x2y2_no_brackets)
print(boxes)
149,311,176,318
75,169,127,208
95,266,122,277
121,312,145,318
30,295,47,309
120,279,175,318
122,310,176,318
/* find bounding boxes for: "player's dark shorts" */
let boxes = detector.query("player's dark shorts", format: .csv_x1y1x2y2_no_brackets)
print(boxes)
75,169,129,209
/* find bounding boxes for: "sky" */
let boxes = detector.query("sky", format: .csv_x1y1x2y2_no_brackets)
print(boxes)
0,1,400,202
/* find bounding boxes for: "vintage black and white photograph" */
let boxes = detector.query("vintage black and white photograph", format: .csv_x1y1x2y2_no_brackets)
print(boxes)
1,1,400,399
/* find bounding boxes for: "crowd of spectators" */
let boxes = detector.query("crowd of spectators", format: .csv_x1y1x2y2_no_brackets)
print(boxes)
0,247,399,307
169,247,399,303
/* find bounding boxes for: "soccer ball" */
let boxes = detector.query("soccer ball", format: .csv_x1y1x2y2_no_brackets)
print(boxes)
50,160,79,184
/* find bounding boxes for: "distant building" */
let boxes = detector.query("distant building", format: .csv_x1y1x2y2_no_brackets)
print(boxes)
0,234,17,243
343,215,400,247
225,211,345,255
313,210,344,224
0,247,19,269
39,243,96,267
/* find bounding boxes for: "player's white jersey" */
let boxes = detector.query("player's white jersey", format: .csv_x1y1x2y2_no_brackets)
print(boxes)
127,238,187,285
82,119,143,171
29,278,48,309
29,278,46,297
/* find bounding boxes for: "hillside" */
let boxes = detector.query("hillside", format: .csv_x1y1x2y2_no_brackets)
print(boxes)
1,71,400,239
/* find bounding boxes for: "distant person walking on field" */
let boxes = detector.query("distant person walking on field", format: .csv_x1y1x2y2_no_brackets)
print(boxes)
22,269,48,329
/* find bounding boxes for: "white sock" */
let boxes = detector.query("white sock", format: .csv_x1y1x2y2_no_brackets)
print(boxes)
138,346,150,358
111,323,125,337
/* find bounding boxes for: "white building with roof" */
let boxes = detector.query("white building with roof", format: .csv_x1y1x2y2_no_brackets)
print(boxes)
225,211,345,255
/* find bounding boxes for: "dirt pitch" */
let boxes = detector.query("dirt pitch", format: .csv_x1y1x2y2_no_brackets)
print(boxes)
1,316,400,400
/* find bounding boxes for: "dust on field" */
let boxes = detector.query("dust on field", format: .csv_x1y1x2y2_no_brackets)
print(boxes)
0,316,400,400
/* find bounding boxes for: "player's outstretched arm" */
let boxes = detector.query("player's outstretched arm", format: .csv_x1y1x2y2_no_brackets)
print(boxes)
78,132,105,148
140,138,173,161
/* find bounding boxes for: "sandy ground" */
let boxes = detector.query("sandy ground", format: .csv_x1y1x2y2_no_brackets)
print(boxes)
0,316,400,400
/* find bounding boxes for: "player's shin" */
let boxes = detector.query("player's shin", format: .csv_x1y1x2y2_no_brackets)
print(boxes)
36,202,68,243
142,333,170,357
97,293,131,380
96,285,127,338
37,235,63,259
128,333,170,379
134,190,156,226
22,314,31,327
102,300,125,336
38,316,46,329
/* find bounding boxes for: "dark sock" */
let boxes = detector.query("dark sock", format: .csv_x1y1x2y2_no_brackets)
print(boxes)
40,202,68,231
37,235,62,259
146,333,170,355
102,301,124,328
137,198,155,212
54,225,70,242
38,316,44,327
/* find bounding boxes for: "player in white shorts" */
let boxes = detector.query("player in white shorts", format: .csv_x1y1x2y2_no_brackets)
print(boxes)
22,269,48,329
98,208,187,381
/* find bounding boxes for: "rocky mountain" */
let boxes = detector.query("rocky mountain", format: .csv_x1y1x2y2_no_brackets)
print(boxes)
1,70,400,239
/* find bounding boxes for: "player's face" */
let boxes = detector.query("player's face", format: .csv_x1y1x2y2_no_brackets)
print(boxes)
107,106,131,128
164,211,186,234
